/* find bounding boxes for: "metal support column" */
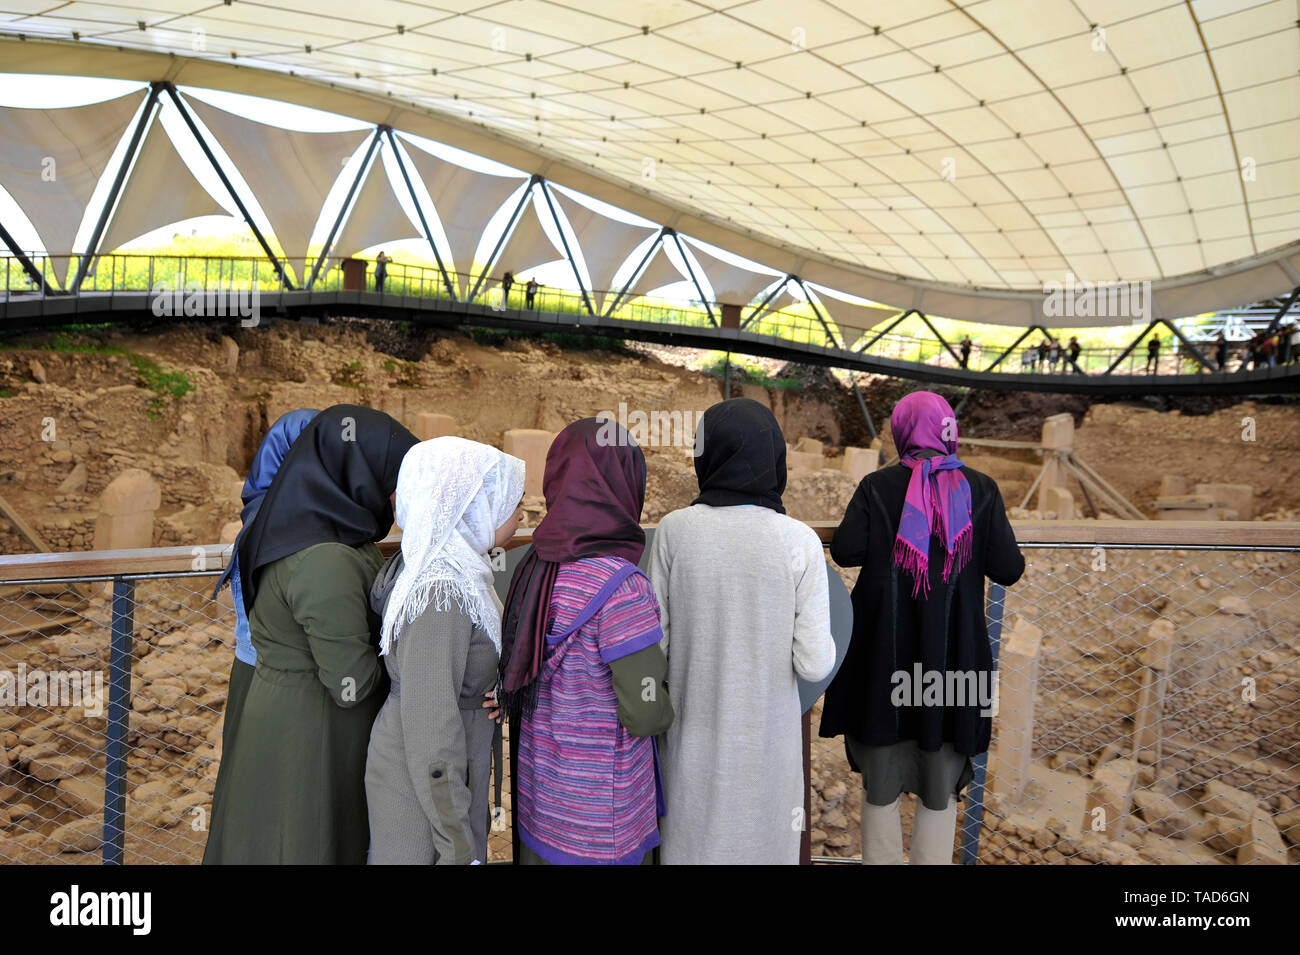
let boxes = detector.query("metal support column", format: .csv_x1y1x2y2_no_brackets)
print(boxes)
1159,317,1216,372
72,83,162,294
538,181,595,315
740,277,790,329
1104,319,1161,375
306,128,382,290
468,177,536,303
859,309,916,353
960,581,1006,864
915,309,962,364
0,221,53,294
983,324,1044,374
603,230,664,316
851,377,877,440
166,84,294,289
104,577,135,865
796,279,842,349
666,230,715,325
385,128,456,299
1262,286,1299,336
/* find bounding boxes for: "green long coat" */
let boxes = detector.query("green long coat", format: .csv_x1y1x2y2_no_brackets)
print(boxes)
203,542,387,864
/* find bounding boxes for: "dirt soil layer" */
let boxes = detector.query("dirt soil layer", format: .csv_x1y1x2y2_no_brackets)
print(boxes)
0,318,1296,864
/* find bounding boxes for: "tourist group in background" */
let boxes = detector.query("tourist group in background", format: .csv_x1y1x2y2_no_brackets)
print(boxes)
203,388,1022,865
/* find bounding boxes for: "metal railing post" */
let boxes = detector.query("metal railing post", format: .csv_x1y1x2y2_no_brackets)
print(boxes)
104,577,135,865
960,581,1006,865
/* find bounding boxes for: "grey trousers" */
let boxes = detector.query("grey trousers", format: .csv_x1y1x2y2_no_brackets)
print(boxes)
861,793,959,865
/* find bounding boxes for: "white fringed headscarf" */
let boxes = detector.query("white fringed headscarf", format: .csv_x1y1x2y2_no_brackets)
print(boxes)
379,437,525,656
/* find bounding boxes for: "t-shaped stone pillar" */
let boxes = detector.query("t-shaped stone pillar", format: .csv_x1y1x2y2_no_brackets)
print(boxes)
93,469,161,551
1035,413,1074,511
841,447,880,483
414,413,457,441
987,615,1042,805
503,429,556,497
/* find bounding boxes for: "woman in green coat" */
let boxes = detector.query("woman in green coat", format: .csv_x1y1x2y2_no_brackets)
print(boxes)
203,404,417,865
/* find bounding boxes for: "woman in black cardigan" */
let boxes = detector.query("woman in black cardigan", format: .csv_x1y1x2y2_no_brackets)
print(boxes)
819,391,1025,864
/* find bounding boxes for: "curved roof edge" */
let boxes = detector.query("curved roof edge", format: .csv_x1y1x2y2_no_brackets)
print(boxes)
2,38,1298,327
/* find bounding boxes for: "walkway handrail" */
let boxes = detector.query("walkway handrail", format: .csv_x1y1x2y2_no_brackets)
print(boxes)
2,520,1298,583
3,251,1298,389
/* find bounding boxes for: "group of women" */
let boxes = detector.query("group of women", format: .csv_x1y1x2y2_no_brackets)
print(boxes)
203,389,1022,866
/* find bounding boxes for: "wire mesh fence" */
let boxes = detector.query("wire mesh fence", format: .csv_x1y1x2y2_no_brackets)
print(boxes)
966,542,1300,865
1,534,1296,864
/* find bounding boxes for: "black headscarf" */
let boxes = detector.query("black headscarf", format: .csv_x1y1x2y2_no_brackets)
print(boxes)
234,404,417,615
691,397,787,513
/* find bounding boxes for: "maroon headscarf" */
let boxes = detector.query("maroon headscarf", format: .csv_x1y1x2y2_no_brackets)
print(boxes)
498,417,646,712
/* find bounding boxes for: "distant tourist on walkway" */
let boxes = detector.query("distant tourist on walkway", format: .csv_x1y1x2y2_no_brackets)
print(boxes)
959,336,972,369
501,270,514,305
501,418,674,864
1214,333,1228,371
1037,338,1050,369
1068,335,1081,372
1245,334,1260,370
1022,345,1037,371
203,405,418,865
365,437,524,865
1145,334,1160,373
374,251,390,293
1047,338,1061,372
1260,333,1275,367
647,398,835,864
820,390,1025,865
525,277,540,309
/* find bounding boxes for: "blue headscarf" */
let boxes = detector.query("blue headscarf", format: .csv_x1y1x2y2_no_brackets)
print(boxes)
239,408,320,522
217,409,319,665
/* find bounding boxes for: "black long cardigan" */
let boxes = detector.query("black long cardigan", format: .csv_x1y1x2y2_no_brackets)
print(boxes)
818,463,1025,757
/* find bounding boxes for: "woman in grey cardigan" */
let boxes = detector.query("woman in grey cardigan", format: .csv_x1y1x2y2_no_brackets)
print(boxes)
647,398,835,864
365,437,524,864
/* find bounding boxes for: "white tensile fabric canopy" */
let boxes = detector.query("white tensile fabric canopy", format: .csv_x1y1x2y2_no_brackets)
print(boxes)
187,96,369,270
329,148,422,263
98,120,228,258
487,191,567,294
2,0,1298,324
549,186,659,296
623,241,693,306
679,235,785,306
395,134,529,297
0,91,145,286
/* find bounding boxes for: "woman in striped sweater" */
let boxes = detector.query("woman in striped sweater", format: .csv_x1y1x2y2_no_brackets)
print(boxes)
499,417,674,864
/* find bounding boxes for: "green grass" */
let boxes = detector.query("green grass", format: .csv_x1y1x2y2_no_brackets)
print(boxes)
38,331,126,355
333,360,367,389
467,326,633,354
5,332,193,412
700,354,803,389
129,354,193,399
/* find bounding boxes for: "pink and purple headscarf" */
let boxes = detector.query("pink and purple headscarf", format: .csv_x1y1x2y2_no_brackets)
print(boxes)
891,391,973,598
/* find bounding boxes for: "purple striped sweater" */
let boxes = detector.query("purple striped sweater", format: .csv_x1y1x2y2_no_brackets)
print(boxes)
516,556,664,864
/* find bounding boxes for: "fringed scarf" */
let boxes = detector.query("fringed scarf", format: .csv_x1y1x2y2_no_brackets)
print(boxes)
890,391,973,599
380,437,525,656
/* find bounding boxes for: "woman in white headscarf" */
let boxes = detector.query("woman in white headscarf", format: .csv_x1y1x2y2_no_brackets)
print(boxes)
365,437,525,865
